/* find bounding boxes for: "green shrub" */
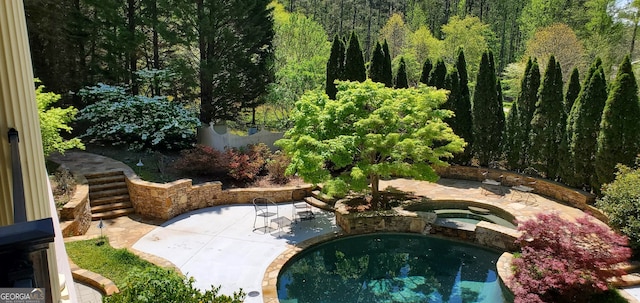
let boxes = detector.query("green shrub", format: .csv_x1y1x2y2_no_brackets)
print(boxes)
597,162,640,251
36,81,84,156
103,267,244,303
77,83,198,151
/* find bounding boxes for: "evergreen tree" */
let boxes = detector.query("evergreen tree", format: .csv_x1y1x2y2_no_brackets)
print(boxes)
504,58,540,170
566,58,608,188
565,68,581,114
472,50,504,166
496,76,505,140
344,31,366,82
595,55,640,190
395,57,409,88
369,42,385,84
428,59,447,89
382,40,393,88
420,58,433,85
326,35,346,99
455,49,473,164
529,56,565,179
197,0,275,123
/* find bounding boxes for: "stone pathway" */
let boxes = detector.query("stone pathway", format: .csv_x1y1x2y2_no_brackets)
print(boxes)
74,281,102,303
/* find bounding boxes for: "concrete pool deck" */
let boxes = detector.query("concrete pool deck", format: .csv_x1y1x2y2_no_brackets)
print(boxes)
53,151,640,302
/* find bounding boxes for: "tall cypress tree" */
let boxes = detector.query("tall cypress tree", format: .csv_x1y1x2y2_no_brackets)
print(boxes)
382,40,393,88
529,56,565,179
455,49,473,164
595,55,640,190
369,42,385,84
344,31,366,82
326,35,345,99
472,50,504,166
565,68,581,114
566,58,607,189
504,58,539,170
420,58,433,85
428,59,447,89
395,57,409,88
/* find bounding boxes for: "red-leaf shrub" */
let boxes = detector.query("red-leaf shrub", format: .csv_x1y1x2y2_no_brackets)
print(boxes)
172,145,229,176
266,151,291,184
511,213,631,303
226,144,270,182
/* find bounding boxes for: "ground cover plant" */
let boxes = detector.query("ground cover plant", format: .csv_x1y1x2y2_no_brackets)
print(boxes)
511,213,631,303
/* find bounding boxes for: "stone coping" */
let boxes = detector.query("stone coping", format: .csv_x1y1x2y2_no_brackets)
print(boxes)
69,259,118,296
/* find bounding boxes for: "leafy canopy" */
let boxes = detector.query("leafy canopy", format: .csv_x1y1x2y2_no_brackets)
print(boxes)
277,80,465,201
36,80,84,156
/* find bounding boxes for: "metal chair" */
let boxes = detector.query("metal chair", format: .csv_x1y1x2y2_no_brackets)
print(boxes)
253,197,278,233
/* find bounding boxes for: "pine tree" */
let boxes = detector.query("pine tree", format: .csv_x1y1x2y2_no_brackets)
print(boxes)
566,58,607,188
595,55,640,191
369,42,385,84
428,58,447,89
344,31,366,82
529,56,565,179
420,58,433,85
565,68,580,114
395,57,409,88
326,35,346,99
455,49,473,164
472,50,504,166
382,40,393,88
504,104,521,168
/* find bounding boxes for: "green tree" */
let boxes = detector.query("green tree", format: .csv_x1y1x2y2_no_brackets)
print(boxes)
326,35,346,99
196,0,275,124
369,42,385,84
529,56,565,178
441,16,493,81
277,80,464,208
344,31,366,82
566,58,608,189
36,81,84,157
565,68,581,114
454,49,473,164
269,4,330,122
382,40,394,88
428,59,447,89
419,58,432,85
523,23,585,81
378,13,409,60
595,55,640,191
405,25,444,68
395,57,409,88
472,51,504,166
504,58,540,169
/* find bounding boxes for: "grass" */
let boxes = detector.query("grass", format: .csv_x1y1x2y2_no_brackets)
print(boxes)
65,237,157,286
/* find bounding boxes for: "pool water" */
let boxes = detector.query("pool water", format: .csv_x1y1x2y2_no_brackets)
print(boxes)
277,234,509,303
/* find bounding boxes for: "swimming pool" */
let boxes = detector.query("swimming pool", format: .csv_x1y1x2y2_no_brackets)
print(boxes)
277,233,509,303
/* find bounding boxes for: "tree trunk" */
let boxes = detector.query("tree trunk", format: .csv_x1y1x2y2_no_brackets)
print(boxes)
370,173,380,209
339,0,344,37
151,0,160,96
128,0,138,95
197,0,212,123
631,17,639,56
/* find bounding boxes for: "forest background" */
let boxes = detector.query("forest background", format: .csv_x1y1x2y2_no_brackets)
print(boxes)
24,0,640,129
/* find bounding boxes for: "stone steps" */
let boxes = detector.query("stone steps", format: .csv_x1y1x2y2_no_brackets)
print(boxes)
304,196,335,212
85,171,134,220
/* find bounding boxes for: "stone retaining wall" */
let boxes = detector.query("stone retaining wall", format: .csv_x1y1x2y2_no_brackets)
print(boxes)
436,165,607,222
59,175,91,237
125,174,313,220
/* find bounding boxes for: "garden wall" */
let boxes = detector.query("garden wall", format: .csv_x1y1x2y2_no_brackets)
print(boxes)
197,124,283,152
435,165,606,221
58,175,91,237
125,173,313,220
